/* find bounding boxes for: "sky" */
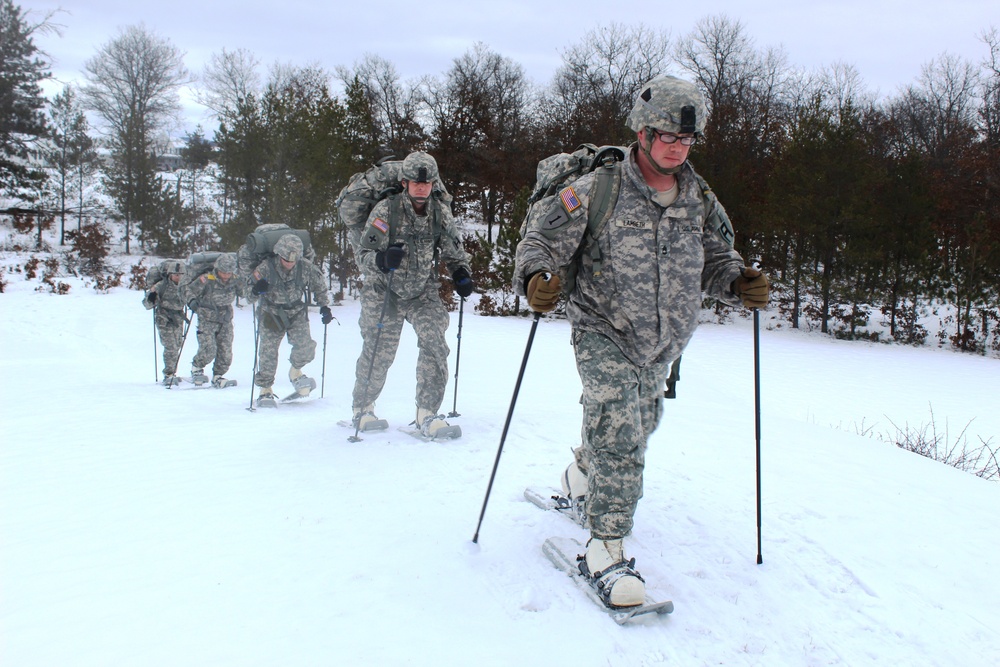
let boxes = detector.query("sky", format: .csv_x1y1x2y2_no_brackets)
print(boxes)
2,222,1000,664
28,0,1000,137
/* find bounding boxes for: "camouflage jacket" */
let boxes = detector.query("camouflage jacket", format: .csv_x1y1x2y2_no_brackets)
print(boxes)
186,271,246,320
247,256,330,312
357,194,470,301
514,146,745,367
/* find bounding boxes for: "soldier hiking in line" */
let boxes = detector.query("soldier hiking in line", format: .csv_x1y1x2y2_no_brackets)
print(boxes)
143,259,189,387
186,252,245,389
247,233,333,408
350,151,474,438
514,76,770,608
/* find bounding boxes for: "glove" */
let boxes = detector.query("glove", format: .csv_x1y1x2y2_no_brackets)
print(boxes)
147,291,157,304
375,243,406,273
452,267,474,298
733,266,770,309
320,305,333,324
525,272,561,313
252,278,269,296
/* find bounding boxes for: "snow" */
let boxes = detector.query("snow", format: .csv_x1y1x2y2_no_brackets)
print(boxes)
2,272,999,667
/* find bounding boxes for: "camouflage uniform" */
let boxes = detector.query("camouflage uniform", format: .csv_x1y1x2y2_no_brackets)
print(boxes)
352,192,470,414
144,260,188,377
247,252,330,389
186,254,245,378
514,148,746,540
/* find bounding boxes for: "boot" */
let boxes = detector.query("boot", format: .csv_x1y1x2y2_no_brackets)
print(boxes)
417,407,449,438
289,366,316,396
162,373,181,387
191,367,208,386
212,374,235,388
353,404,382,431
255,386,277,408
581,538,645,608
561,460,589,527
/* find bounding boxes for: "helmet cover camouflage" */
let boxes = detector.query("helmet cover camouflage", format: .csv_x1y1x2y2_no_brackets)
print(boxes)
401,151,439,183
214,252,238,274
163,259,186,275
274,234,304,262
627,75,708,136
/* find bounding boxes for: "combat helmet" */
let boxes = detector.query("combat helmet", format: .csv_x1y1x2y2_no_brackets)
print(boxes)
401,151,438,183
274,234,304,263
628,75,708,136
162,259,186,276
214,252,238,274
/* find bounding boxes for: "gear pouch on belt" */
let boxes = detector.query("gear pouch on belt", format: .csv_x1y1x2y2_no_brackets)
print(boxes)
261,308,292,333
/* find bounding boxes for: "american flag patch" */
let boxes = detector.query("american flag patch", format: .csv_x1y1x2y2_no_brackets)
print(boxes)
372,218,389,233
560,187,581,213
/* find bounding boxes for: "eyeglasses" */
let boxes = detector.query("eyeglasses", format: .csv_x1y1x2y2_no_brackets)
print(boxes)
651,129,698,146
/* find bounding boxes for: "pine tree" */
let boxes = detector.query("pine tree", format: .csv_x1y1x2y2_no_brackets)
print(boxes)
0,0,52,199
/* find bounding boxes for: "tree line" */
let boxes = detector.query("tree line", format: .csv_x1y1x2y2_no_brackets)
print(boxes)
3,3,999,353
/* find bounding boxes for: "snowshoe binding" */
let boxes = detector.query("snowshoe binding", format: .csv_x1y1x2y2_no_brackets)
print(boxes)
190,368,209,386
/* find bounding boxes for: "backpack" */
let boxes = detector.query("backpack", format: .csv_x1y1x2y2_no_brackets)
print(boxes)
237,224,314,276
336,157,452,237
520,144,628,295
185,251,222,282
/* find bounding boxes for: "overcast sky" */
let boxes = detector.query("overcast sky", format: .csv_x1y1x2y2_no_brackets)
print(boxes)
29,0,1000,136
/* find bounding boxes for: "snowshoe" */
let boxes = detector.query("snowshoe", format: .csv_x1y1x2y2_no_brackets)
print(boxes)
211,375,237,389
255,390,278,409
162,374,182,387
191,368,209,386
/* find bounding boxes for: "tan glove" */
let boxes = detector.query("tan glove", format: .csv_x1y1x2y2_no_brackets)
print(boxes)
733,266,770,309
526,272,561,313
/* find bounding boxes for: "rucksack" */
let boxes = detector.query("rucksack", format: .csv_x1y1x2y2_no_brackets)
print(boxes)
520,144,628,295
237,224,314,276
185,251,222,282
336,156,452,235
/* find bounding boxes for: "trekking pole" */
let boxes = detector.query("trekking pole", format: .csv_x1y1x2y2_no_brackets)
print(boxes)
754,306,763,564
247,301,260,412
447,296,465,418
349,270,396,442
152,309,159,383
167,308,194,391
472,310,542,544
320,321,328,398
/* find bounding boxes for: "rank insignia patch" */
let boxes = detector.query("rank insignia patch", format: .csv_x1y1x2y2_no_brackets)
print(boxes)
560,187,581,213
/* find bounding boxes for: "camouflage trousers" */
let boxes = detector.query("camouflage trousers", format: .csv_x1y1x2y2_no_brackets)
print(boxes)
254,305,316,388
352,284,450,413
191,307,235,377
572,330,671,540
155,307,187,376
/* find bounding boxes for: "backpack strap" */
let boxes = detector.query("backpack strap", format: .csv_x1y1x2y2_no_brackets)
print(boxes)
584,157,623,278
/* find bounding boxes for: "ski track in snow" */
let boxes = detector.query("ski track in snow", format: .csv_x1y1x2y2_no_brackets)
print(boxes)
2,279,1000,667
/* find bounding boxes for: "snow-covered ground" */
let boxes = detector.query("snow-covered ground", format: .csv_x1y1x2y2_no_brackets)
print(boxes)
2,270,999,667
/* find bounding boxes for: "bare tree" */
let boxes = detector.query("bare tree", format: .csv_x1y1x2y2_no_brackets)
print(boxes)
542,22,672,147
335,54,424,158
80,23,190,253
198,47,260,124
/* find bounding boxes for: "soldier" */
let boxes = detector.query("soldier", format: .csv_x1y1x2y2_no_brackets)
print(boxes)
247,233,332,408
143,259,189,386
186,252,245,388
351,151,474,437
514,76,770,607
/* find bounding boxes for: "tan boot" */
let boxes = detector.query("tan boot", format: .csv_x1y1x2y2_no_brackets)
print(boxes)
416,407,449,438
560,460,589,527
583,538,645,608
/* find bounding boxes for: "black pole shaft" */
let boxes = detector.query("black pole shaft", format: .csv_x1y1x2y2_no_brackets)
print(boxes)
168,308,193,391
754,307,763,564
472,311,541,544
351,270,396,441
448,296,465,417
153,309,159,383
321,321,328,398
